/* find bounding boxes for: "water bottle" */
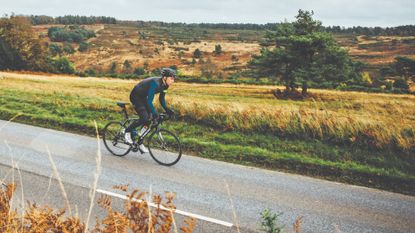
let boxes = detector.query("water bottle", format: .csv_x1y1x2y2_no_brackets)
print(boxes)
139,125,148,137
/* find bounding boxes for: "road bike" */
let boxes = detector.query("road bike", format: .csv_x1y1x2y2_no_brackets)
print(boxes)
102,102,182,166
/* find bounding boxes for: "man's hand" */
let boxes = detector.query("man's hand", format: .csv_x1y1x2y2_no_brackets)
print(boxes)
151,112,159,123
166,108,175,116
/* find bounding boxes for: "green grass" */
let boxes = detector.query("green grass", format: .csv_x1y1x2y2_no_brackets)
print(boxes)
1,85,414,195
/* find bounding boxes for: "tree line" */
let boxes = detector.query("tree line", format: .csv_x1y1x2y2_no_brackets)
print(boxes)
130,21,415,36
26,14,415,36
29,15,117,25
325,25,415,36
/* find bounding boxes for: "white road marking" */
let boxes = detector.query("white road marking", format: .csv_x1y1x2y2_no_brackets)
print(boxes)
96,188,234,228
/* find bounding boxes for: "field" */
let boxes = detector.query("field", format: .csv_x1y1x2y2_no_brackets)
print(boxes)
32,23,415,81
335,35,415,65
0,72,414,194
33,24,261,77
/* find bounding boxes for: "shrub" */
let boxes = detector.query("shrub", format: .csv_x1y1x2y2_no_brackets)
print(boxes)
49,43,62,56
78,42,89,52
259,209,283,233
214,44,222,55
63,42,75,54
393,78,410,90
193,48,202,58
85,68,97,77
134,67,145,75
51,57,75,74
48,26,95,43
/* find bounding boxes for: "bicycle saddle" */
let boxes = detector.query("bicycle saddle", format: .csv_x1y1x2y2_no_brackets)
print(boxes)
116,102,128,108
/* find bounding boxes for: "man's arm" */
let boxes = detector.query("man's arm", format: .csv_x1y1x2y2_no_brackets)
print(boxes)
159,90,169,111
146,80,158,116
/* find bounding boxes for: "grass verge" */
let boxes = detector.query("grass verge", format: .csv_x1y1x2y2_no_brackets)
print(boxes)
0,74,414,195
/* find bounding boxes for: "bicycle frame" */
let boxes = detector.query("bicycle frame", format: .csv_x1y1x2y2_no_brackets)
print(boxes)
117,103,169,145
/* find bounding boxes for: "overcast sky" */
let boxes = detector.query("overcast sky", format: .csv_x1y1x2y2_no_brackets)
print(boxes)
1,0,414,27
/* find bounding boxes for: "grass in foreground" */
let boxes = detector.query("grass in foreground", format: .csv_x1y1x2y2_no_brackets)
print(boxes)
0,72,414,194
0,182,196,232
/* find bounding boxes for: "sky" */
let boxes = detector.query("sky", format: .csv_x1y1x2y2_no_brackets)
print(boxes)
1,0,414,27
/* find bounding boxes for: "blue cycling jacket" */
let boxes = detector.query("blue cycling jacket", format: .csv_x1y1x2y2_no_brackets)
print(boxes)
130,77,169,115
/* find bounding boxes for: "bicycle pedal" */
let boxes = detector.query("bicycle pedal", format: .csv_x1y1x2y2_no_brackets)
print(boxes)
131,144,139,152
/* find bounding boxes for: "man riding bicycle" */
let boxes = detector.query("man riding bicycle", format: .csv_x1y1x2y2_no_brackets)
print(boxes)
124,68,176,152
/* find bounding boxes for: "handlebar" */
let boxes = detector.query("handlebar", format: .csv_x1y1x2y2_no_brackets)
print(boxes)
153,112,173,125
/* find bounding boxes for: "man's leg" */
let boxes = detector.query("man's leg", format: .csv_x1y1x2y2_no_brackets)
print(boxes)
125,106,150,152
125,106,150,132
126,93,150,132
124,98,150,147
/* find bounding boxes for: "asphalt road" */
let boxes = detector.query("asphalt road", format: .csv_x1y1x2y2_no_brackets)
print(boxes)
0,120,414,233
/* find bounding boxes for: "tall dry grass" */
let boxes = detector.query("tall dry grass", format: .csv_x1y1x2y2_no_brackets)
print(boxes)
0,182,196,233
1,72,414,154
169,89,415,154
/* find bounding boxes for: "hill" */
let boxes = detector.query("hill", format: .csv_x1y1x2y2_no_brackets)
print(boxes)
32,23,415,81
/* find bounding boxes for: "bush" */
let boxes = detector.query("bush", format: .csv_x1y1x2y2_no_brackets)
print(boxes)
51,57,75,74
361,72,373,87
123,60,132,73
134,67,145,75
109,62,117,74
49,43,62,56
259,209,283,233
385,81,393,90
393,78,410,90
394,56,415,78
85,68,97,77
48,26,95,43
214,44,222,55
78,42,89,52
193,48,202,58
63,42,75,54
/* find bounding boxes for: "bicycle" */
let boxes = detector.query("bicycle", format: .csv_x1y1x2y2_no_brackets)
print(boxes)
102,102,182,166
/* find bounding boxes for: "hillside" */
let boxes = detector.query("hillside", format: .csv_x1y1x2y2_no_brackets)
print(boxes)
33,23,415,79
34,23,261,77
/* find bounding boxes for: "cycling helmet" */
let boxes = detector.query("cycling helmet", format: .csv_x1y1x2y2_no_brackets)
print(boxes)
161,68,177,78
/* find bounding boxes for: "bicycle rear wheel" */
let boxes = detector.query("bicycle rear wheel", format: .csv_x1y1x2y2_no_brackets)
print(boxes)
102,121,131,156
147,129,182,166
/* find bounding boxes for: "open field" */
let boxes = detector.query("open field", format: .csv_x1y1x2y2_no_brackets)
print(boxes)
0,72,414,194
33,24,261,76
32,24,415,79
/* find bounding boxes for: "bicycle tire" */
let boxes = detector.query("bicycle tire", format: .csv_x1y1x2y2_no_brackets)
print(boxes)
102,121,131,156
147,129,182,166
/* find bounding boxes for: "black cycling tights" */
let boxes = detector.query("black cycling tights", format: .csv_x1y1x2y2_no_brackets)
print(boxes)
125,95,151,132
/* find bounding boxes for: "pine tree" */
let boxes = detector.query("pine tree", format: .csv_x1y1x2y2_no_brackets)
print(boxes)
193,48,202,59
249,10,360,95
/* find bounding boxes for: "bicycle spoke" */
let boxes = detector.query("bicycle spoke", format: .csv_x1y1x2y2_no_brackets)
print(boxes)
148,129,181,166
103,121,131,156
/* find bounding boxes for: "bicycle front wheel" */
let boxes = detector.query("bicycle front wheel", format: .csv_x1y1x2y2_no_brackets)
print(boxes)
148,129,182,166
102,121,131,156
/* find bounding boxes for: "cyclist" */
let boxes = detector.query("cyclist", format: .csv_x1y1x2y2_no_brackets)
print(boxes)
124,68,176,152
